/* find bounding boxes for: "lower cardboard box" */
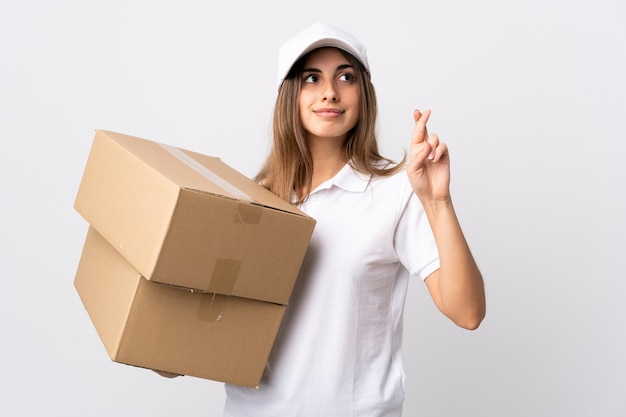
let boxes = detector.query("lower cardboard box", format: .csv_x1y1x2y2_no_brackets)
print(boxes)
74,226,284,388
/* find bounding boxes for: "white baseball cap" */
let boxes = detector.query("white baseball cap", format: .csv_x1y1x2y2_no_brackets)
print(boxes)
277,22,369,90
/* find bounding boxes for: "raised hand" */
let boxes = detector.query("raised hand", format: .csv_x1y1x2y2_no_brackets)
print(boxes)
406,109,451,202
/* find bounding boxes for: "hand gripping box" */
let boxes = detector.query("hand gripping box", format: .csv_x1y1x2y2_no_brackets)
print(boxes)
73,130,315,387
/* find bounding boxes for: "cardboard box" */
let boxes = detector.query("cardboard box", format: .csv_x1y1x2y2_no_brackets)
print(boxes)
73,130,316,386
74,130,315,304
75,227,285,387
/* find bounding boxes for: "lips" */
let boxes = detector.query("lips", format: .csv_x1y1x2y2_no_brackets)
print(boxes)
313,108,345,118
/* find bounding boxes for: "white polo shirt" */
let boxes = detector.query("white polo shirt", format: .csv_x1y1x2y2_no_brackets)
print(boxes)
224,163,440,417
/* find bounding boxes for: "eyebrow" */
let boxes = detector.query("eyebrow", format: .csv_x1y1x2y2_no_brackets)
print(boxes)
302,64,355,73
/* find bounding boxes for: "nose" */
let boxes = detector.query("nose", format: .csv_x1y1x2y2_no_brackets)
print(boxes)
321,80,338,102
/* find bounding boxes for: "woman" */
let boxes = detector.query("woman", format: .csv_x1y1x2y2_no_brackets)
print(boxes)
224,22,485,417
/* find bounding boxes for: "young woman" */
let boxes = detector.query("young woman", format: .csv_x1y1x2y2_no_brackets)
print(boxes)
223,22,486,417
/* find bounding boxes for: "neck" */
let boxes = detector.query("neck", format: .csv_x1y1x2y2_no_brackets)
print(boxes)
306,136,348,192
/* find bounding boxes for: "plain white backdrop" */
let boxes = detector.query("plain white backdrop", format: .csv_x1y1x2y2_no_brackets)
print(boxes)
1,0,625,416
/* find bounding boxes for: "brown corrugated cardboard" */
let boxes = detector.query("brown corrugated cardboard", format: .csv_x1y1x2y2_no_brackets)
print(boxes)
74,129,315,305
75,227,285,388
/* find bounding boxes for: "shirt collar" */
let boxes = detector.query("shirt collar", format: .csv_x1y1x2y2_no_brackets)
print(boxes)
313,163,371,193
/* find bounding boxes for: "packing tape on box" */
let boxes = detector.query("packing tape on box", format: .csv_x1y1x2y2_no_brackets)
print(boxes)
234,203,262,224
159,143,255,202
210,259,241,295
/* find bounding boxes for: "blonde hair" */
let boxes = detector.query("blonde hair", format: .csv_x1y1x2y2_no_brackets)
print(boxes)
255,48,405,204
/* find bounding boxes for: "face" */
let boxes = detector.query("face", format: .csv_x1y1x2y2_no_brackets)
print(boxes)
298,48,360,144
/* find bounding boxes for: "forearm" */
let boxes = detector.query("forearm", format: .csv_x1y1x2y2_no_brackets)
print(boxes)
423,198,486,329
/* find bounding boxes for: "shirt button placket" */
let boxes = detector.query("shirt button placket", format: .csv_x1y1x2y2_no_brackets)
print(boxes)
302,192,319,215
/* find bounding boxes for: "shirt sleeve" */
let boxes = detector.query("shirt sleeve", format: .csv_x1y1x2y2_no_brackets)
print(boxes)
393,181,440,281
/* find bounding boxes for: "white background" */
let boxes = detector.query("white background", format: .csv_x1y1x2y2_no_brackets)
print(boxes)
1,1,625,416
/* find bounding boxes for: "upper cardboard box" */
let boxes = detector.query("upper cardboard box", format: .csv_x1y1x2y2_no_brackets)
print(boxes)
74,130,315,305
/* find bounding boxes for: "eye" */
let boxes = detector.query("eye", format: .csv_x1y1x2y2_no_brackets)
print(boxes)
304,74,319,83
338,72,354,82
